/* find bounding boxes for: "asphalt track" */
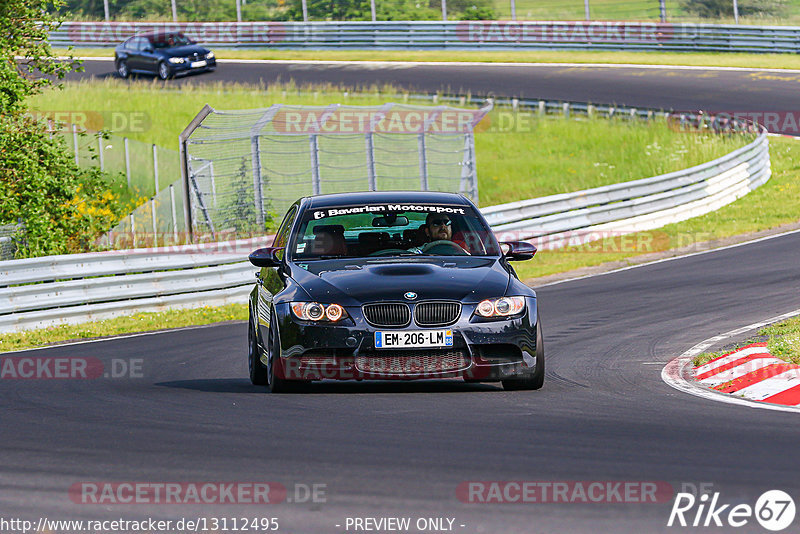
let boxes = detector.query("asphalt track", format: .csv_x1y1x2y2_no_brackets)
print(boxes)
74,58,800,134
3,60,800,532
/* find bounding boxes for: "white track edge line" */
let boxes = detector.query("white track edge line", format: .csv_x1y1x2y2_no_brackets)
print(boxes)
535,228,800,288
661,307,800,414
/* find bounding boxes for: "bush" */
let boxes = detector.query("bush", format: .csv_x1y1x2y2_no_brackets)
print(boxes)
681,0,786,18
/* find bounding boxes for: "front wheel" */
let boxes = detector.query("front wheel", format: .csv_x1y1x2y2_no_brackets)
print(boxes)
248,312,268,386
502,313,545,391
157,62,171,80
116,59,129,79
267,314,307,393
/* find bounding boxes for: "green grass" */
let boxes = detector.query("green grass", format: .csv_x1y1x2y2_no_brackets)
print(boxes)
0,304,247,353
692,315,800,367
59,47,800,70
27,79,751,208
512,136,800,280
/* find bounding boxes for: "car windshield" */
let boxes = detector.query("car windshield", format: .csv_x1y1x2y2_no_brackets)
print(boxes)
150,32,194,48
290,203,501,260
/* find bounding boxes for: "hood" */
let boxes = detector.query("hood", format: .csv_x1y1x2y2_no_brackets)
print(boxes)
289,257,511,306
162,45,209,57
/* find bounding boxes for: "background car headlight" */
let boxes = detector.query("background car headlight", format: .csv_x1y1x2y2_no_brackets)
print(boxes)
290,302,348,322
475,297,526,318
168,57,185,64
206,51,215,59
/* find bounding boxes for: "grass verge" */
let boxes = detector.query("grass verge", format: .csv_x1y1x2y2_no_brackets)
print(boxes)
57,48,800,71
27,79,750,206
692,315,800,367
512,136,800,280
0,304,247,353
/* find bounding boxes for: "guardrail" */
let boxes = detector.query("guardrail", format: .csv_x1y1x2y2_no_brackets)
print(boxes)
51,21,800,53
0,111,770,334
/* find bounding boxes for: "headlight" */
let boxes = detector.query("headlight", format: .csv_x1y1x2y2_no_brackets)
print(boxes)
168,57,185,64
475,297,526,318
290,302,348,322
206,51,215,59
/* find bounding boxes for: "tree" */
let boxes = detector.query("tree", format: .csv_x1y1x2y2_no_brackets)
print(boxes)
0,0,125,257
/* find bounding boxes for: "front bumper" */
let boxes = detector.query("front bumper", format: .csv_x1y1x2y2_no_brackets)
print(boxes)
170,57,216,75
270,298,539,381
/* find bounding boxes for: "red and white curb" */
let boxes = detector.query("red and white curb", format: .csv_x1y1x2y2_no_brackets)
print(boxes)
662,308,800,413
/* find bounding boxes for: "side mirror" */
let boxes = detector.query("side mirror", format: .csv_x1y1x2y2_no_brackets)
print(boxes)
501,241,537,261
143,46,154,53
249,247,283,268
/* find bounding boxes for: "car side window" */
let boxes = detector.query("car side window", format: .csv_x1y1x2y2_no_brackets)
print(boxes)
138,38,152,51
273,206,298,249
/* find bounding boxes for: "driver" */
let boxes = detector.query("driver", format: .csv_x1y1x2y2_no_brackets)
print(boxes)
424,214,452,242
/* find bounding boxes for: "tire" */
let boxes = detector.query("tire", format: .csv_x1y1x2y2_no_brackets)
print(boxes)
266,313,307,393
502,313,545,391
116,59,129,79
248,311,268,386
157,62,171,80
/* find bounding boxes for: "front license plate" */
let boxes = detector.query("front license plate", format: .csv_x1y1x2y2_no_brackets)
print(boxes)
191,60,207,68
375,330,453,349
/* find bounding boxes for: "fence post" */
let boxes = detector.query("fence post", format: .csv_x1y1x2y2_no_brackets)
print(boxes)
251,136,265,225
152,144,159,195
733,0,739,24
103,0,109,20
130,213,136,249
418,133,428,191
441,0,447,21
124,137,131,189
371,0,376,21
98,135,104,171
660,0,667,22
72,124,79,166
510,0,516,21
171,0,177,21
301,0,308,22
584,0,590,21
365,133,377,191
169,183,178,243
310,134,321,195
236,0,242,22
150,197,158,248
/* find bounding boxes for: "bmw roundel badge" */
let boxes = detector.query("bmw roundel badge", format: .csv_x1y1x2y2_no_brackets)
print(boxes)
404,292,418,300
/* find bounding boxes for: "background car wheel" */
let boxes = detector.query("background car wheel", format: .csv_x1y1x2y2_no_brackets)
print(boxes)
116,60,129,78
248,312,268,386
502,313,545,391
157,62,171,80
267,315,307,393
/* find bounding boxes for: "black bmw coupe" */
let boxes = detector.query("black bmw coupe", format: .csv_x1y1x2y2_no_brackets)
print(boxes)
114,31,216,80
247,191,544,392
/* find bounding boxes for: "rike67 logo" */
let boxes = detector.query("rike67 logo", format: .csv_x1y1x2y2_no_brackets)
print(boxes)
668,489,796,531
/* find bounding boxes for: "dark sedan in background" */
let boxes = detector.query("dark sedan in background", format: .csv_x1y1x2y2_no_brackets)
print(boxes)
114,31,216,80
247,191,544,393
